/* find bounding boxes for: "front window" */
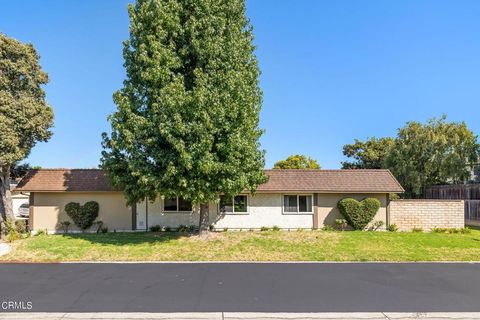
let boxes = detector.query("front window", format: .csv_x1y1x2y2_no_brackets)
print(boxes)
220,195,248,213
164,197,192,212
283,195,312,213
283,195,298,213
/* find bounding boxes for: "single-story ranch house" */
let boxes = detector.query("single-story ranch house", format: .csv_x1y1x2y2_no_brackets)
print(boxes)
15,168,405,232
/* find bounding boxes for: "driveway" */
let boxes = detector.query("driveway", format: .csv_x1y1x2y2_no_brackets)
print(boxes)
0,263,479,312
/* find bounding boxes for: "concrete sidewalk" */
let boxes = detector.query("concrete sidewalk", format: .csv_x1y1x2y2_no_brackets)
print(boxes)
1,313,480,320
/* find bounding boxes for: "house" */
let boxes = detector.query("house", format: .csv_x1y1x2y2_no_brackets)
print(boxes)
15,168,404,232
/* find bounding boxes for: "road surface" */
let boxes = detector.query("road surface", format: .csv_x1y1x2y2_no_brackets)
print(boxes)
0,263,479,312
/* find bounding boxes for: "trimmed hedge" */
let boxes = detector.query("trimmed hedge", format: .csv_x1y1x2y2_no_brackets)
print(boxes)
337,198,381,230
65,201,99,231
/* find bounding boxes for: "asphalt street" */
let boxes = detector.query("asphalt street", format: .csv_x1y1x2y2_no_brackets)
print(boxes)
0,263,479,313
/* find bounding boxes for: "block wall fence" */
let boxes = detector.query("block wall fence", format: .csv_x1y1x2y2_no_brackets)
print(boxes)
389,199,464,231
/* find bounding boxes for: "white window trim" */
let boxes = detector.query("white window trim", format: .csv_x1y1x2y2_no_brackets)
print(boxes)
282,194,314,215
163,197,193,214
219,195,249,215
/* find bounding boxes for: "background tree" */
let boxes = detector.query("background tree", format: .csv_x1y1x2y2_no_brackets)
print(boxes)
386,116,479,198
10,162,34,181
341,137,395,169
101,0,267,234
273,154,320,169
0,33,54,237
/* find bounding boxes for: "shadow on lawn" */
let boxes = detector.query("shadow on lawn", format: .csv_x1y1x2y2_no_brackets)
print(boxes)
60,232,193,246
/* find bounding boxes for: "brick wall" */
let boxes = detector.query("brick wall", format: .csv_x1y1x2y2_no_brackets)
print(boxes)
389,200,464,231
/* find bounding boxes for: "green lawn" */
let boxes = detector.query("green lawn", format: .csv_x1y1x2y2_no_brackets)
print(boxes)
2,229,480,262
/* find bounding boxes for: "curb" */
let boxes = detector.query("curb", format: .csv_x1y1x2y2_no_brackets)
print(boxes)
0,243,11,257
58,261,480,264
1,313,480,320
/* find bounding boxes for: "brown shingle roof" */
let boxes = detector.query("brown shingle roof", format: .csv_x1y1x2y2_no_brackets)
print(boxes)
15,168,404,193
15,169,116,192
259,169,404,193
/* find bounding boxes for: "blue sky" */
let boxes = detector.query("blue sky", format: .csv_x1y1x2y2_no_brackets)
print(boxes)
2,0,480,169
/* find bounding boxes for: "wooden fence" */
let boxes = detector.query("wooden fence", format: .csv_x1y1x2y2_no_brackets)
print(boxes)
424,184,480,221
465,200,480,221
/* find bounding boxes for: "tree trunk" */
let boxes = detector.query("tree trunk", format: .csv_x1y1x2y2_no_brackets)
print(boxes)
0,164,14,240
199,203,209,235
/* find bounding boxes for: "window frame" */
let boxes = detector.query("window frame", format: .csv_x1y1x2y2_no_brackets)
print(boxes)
219,194,249,214
163,197,193,213
282,194,314,214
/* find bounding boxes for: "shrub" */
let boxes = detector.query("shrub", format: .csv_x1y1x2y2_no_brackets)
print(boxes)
337,198,381,230
94,221,104,234
272,225,280,231
412,227,423,233
3,219,14,232
150,225,161,232
460,227,472,234
101,226,108,234
36,229,47,236
322,225,335,231
7,230,20,242
65,201,99,231
57,221,71,233
15,220,27,234
387,224,398,232
164,226,172,232
371,220,384,231
188,225,197,232
177,225,188,232
260,226,269,231
223,228,228,232
432,227,471,234
335,219,348,231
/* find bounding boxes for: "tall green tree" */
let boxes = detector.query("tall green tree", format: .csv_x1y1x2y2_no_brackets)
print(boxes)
386,116,479,198
341,137,395,169
0,33,54,237
273,154,320,169
101,0,267,234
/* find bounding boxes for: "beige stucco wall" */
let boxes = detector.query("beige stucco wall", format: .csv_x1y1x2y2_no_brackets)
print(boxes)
30,192,389,232
316,193,388,229
31,192,132,232
390,200,464,231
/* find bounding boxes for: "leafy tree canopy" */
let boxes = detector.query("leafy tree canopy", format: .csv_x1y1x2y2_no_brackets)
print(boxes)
386,116,479,198
101,0,267,211
0,34,53,166
273,154,320,169
341,137,395,169
0,33,53,231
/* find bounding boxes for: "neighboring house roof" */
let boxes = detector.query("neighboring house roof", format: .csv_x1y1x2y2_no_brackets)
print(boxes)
15,169,115,192
15,168,404,193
